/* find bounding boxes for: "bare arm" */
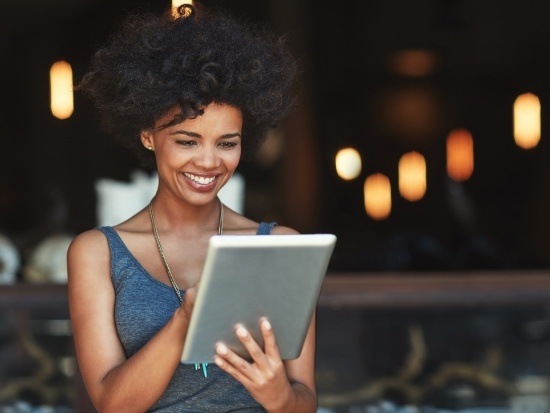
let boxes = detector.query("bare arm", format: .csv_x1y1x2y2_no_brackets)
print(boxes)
279,313,318,412
67,229,195,412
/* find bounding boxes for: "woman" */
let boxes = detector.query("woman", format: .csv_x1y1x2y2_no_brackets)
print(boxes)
67,3,317,412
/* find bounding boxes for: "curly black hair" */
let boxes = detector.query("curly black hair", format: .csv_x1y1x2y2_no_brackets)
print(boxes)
78,3,297,168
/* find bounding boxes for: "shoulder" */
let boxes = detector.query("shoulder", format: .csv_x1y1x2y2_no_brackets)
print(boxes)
67,228,110,266
67,229,113,299
223,207,299,235
222,208,258,234
68,228,108,252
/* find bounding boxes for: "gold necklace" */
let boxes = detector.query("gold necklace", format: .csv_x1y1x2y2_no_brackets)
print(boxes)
148,198,224,305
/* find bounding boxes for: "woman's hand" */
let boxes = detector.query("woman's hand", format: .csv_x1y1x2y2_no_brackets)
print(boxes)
181,283,198,317
213,318,294,412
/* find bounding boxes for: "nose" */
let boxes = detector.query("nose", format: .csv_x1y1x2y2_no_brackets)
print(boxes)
193,145,221,169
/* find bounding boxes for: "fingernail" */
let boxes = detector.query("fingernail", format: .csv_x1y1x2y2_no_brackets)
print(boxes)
236,326,248,338
262,319,272,330
214,356,223,366
216,343,228,355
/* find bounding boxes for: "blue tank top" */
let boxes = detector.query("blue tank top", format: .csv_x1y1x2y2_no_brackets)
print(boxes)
98,222,277,412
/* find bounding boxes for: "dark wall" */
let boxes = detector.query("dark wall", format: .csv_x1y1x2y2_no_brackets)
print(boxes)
2,0,550,273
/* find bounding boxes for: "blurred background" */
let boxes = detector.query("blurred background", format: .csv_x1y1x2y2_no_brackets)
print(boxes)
2,0,550,273
2,0,550,412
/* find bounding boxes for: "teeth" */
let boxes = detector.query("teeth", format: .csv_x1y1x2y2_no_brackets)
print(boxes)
185,173,215,185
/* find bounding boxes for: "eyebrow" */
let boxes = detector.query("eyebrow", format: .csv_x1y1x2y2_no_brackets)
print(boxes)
170,130,241,139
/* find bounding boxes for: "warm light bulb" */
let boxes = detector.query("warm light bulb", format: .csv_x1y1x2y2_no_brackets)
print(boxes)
335,147,362,180
50,60,74,120
514,93,541,149
446,128,474,182
364,173,391,220
171,0,193,18
398,151,426,201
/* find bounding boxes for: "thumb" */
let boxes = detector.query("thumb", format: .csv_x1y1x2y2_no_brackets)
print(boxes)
182,283,199,314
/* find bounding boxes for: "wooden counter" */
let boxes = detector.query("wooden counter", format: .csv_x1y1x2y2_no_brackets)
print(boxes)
3,270,550,309
319,270,550,308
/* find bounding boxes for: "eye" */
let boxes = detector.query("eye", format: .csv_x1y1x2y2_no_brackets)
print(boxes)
218,141,239,149
176,140,197,147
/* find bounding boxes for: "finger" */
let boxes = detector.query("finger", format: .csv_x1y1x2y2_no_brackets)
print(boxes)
214,343,255,383
234,324,268,364
260,318,281,359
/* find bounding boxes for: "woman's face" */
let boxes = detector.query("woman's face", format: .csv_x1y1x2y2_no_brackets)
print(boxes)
141,103,242,206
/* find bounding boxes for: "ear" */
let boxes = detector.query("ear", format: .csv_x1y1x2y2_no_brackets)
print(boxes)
140,129,154,151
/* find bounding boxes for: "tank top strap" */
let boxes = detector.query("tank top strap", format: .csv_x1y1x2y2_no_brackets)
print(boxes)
256,221,277,235
96,226,131,289
97,226,122,250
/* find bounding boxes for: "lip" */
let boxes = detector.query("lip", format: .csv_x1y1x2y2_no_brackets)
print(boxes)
182,172,219,192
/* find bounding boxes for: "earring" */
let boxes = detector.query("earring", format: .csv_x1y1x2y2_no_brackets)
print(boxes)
147,146,153,151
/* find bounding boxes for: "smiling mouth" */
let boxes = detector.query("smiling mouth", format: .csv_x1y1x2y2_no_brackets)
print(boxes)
184,172,216,185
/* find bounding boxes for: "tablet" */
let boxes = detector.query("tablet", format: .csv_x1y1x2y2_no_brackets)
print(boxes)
180,233,337,364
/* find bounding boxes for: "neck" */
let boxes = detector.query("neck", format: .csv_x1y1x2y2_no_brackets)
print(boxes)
148,197,223,235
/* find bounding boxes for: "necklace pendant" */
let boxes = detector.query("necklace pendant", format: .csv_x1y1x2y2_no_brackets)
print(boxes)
194,363,208,377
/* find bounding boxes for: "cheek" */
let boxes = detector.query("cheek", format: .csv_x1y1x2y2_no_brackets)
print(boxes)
156,150,177,168
225,150,241,170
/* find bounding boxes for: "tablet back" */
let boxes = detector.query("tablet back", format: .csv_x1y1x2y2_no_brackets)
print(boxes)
180,233,336,364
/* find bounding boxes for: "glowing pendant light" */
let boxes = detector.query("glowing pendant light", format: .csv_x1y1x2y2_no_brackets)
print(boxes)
364,173,391,220
514,93,541,149
446,128,474,182
50,60,74,120
335,147,362,180
398,151,426,201
172,0,193,18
